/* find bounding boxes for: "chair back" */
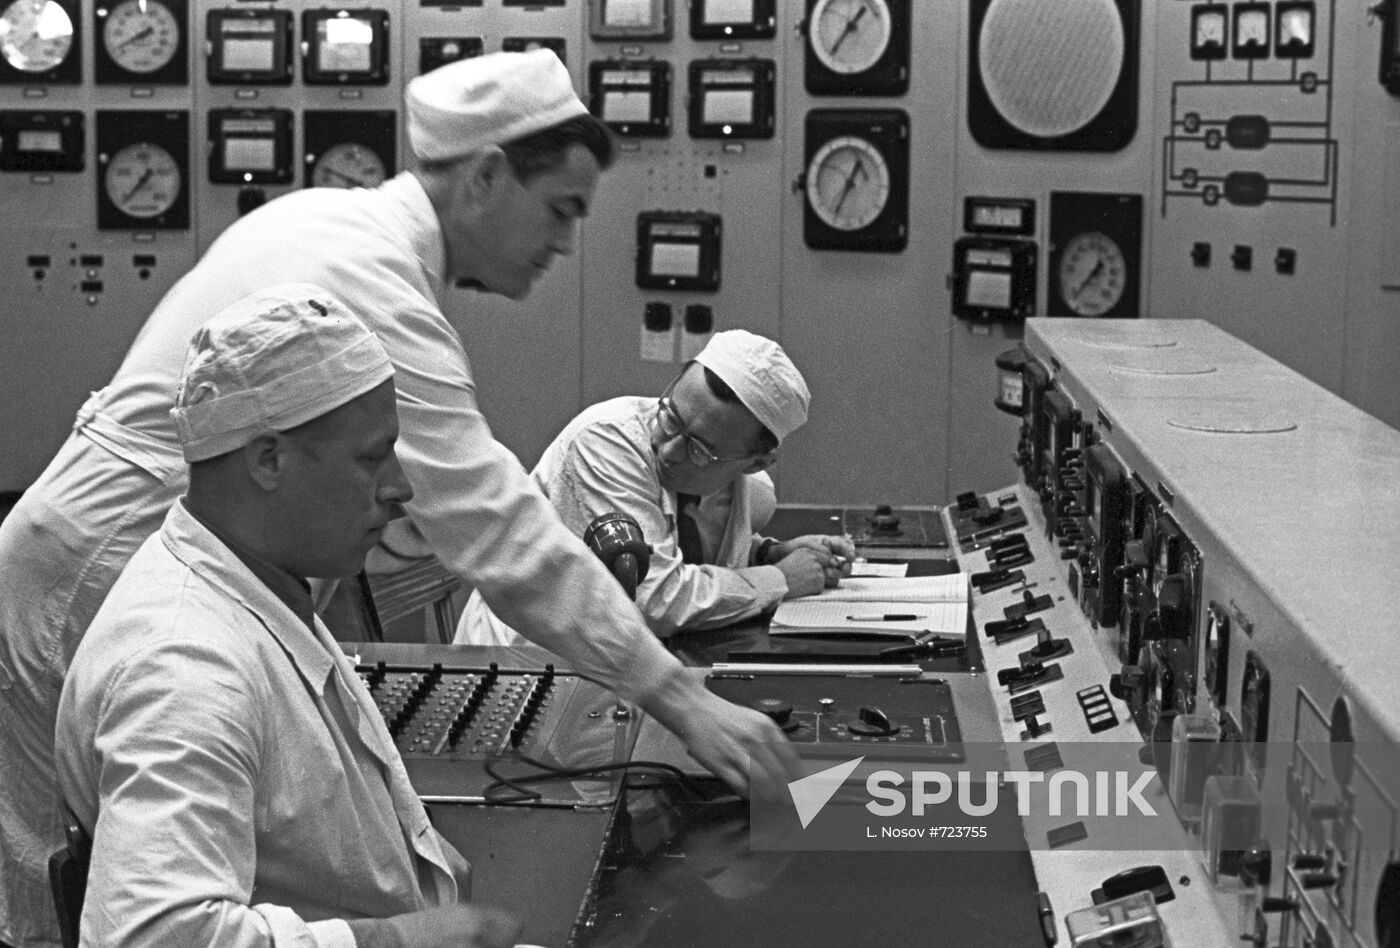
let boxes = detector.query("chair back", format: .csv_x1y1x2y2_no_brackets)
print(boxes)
48,804,91,948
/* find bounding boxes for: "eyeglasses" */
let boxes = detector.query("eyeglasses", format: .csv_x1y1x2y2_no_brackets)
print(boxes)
653,394,755,468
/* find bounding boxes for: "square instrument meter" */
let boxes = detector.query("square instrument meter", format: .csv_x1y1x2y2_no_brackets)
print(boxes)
208,108,292,184
687,59,775,139
302,8,389,85
206,9,292,84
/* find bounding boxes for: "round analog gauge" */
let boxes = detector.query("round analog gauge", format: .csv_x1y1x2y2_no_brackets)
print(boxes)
311,142,386,189
1,0,74,73
104,142,181,219
805,135,890,232
809,0,891,75
102,0,179,74
1058,231,1127,317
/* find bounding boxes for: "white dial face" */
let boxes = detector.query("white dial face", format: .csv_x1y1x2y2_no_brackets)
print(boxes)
1193,10,1225,48
105,142,181,219
1,0,73,72
1235,9,1268,48
806,135,890,232
810,0,890,75
1279,7,1311,46
102,0,179,74
1058,231,1126,317
311,142,386,189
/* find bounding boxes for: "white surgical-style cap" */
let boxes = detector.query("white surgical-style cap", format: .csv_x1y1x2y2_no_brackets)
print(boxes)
170,284,394,463
693,330,811,445
406,49,588,163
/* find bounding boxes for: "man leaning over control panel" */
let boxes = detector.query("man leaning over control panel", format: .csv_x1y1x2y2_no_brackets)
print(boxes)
456,330,855,644
55,286,521,948
0,50,798,948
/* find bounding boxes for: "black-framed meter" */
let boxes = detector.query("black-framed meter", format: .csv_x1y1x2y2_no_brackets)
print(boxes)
0,109,83,171
502,36,565,64
690,0,775,40
94,0,188,85
1048,191,1142,319
588,59,671,137
802,108,909,253
1231,2,1269,59
590,0,671,41
1189,4,1228,60
209,108,292,185
1275,1,1314,58
636,211,721,292
1383,0,1400,93
804,0,910,96
206,9,292,85
688,59,774,139
302,8,389,85
419,36,482,74
96,109,189,230
0,0,81,84
951,238,1035,320
964,196,1035,236
303,109,395,189
967,0,1138,151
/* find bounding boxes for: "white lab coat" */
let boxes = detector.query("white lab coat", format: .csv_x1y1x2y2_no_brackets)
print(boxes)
56,501,466,947
457,396,787,643
0,173,680,946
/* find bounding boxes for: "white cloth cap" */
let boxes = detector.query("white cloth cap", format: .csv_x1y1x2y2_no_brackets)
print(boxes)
406,49,588,162
171,284,394,463
693,330,810,445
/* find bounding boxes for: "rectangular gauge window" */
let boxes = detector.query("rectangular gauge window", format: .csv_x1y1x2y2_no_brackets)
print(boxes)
588,60,671,137
0,110,84,172
302,9,390,85
591,0,671,40
963,196,1035,235
1275,1,1315,58
688,59,775,139
207,9,291,84
951,237,1036,320
1231,3,1271,59
208,108,292,184
636,211,721,291
690,0,775,39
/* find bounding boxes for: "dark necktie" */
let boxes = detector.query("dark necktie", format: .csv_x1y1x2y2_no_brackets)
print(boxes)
676,493,705,564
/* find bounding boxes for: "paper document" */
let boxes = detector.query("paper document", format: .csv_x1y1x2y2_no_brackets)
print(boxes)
769,573,969,639
805,575,967,603
848,559,909,578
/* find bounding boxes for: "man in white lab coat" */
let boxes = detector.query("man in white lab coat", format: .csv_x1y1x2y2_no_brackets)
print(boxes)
0,51,795,947
457,330,855,643
57,286,522,948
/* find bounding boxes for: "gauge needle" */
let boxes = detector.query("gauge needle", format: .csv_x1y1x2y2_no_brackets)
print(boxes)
121,167,154,204
116,26,154,50
323,167,368,188
1070,256,1104,300
831,158,866,216
829,4,868,57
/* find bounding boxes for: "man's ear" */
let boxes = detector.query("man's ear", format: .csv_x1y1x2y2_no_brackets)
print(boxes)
242,433,289,492
465,147,510,204
742,453,777,475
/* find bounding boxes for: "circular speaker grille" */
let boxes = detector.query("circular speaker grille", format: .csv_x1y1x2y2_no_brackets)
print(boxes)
978,0,1125,139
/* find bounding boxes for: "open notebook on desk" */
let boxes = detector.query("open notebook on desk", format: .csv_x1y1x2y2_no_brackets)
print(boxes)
769,574,969,639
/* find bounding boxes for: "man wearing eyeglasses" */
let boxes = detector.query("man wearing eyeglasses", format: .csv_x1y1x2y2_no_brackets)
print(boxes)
457,330,854,643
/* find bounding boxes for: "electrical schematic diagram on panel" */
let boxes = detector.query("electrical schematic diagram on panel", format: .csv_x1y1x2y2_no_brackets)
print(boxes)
1162,0,1340,223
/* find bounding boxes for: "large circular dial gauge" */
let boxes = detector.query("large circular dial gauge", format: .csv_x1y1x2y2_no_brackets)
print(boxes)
101,0,178,74
311,142,386,190
104,141,180,219
1057,230,1127,317
1,0,74,73
809,0,891,75
805,134,890,232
